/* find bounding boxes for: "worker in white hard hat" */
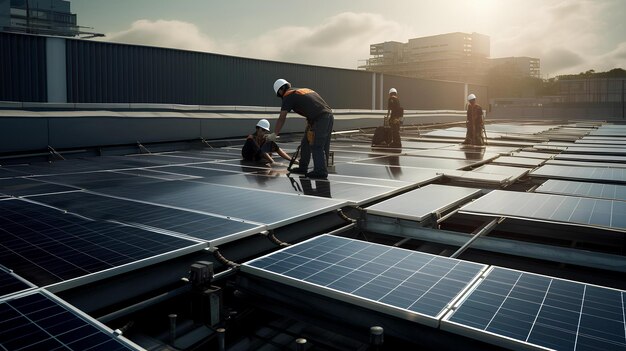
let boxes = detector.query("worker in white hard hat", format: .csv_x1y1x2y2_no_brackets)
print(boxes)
463,93,485,146
385,88,404,148
266,79,334,179
242,118,296,164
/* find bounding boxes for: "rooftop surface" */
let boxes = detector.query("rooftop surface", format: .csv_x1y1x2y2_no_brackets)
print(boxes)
0,120,625,351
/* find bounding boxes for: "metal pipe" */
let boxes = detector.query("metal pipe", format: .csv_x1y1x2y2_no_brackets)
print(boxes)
97,284,191,323
217,328,226,351
363,220,626,272
449,217,504,258
168,314,177,345
295,338,307,351
369,326,384,346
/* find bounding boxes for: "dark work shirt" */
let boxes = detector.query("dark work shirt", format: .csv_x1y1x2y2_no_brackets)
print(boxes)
281,88,332,121
388,96,402,118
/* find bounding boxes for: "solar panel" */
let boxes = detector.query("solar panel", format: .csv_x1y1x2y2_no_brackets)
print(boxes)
178,173,400,205
0,291,142,350
459,190,626,232
563,147,626,156
26,191,263,246
512,151,557,160
408,149,500,162
366,184,481,222
0,267,34,298
330,163,441,183
575,139,626,146
243,235,487,327
531,165,626,184
111,168,200,180
0,199,204,290
354,155,475,170
441,170,513,185
0,177,80,197
471,165,530,181
491,156,545,167
33,171,164,190
95,181,347,229
441,266,626,351
555,154,626,163
535,179,626,202
546,159,626,169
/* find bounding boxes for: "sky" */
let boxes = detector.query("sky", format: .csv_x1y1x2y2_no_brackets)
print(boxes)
72,0,626,77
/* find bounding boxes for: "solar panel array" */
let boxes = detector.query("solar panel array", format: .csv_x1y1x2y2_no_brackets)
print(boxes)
442,267,626,351
243,235,487,327
0,291,141,350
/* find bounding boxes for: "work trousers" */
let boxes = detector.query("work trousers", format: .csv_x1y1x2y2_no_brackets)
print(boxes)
299,113,334,175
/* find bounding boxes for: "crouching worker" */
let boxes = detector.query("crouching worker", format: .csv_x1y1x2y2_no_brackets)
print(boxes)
242,119,296,165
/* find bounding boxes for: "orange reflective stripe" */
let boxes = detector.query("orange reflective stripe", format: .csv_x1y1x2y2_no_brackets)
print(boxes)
283,88,314,97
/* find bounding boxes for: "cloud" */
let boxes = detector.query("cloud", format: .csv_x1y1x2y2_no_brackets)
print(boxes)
102,13,408,69
103,19,214,52
235,12,409,68
491,0,624,76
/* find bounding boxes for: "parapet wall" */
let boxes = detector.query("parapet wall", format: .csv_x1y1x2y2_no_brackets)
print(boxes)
0,104,466,154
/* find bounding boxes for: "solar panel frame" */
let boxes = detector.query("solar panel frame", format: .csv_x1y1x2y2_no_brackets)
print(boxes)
441,266,626,351
366,184,482,222
242,234,488,328
0,290,144,351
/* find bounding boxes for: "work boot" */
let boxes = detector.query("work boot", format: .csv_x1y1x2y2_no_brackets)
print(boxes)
289,167,308,175
305,171,328,179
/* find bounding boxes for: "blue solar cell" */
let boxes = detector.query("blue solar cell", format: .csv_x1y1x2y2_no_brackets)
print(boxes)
243,235,487,326
28,191,262,245
0,177,78,197
460,190,626,232
0,269,32,298
95,181,346,228
443,267,626,351
0,199,202,288
0,291,140,350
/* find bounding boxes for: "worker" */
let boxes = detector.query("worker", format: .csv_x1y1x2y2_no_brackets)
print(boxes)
385,88,403,148
241,119,296,165
267,79,334,179
463,93,485,146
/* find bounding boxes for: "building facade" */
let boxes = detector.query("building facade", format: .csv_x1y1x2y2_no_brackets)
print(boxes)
490,56,541,78
0,0,79,37
361,32,541,85
361,32,491,84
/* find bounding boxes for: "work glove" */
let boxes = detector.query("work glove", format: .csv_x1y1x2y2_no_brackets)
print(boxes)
265,133,278,141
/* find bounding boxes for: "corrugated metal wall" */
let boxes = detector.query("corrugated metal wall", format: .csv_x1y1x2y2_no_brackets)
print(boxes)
0,32,483,109
65,39,375,108
384,75,468,110
0,32,47,102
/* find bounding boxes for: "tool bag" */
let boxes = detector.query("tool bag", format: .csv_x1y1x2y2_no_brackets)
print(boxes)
371,117,392,146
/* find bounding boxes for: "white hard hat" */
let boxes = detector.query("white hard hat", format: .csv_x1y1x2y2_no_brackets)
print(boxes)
389,88,397,94
467,93,477,101
273,79,290,96
256,119,270,131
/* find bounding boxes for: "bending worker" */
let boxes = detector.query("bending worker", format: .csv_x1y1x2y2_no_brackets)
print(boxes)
463,93,485,146
242,119,295,165
266,79,334,179
385,88,403,148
